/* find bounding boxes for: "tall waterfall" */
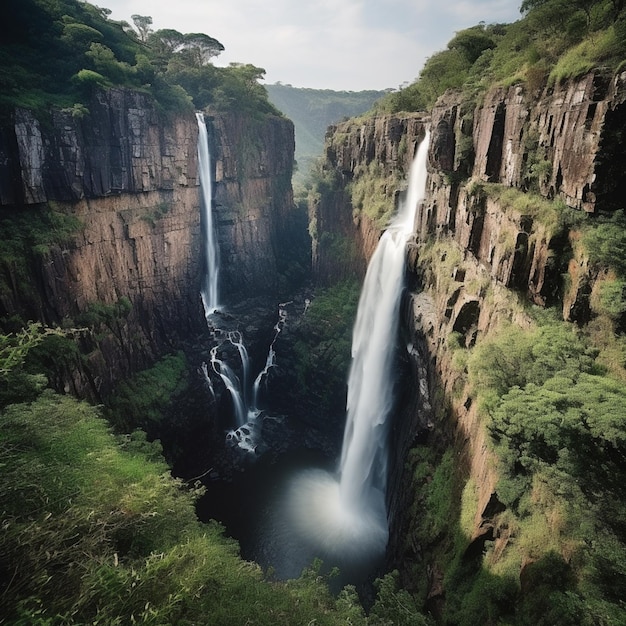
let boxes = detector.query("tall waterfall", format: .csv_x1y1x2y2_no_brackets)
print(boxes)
339,130,431,514
285,131,430,563
196,112,220,316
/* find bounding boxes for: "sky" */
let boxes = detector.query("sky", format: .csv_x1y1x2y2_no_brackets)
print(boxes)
99,0,522,91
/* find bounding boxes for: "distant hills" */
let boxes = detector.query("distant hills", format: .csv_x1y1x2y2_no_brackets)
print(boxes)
265,84,388,181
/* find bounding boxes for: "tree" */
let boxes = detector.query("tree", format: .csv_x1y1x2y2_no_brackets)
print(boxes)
85,42,133,84
448,26,496,64
180,32,224,66
131,14,153,42
148,28,185,55
61,22,104,48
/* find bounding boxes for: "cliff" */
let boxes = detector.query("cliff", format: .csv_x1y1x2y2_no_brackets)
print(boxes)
0,88,296,398
210,112,296,300
311,114,427,284
313,69,626,617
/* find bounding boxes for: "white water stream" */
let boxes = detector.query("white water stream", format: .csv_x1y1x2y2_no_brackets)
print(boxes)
202,303,291,451
196,112,220,317
286,131,430,563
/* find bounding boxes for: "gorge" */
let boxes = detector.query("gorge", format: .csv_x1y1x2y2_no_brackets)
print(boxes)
2,0,626,623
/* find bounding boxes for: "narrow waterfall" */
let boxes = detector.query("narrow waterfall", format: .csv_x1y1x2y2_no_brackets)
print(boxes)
210,346,247,427
339,130,431,514
250,303,287,412
196,112,220,317
228,331,250,408
285,131,430,563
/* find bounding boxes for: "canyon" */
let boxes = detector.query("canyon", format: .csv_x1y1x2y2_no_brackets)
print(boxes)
1,66,626,617
0,88,297,400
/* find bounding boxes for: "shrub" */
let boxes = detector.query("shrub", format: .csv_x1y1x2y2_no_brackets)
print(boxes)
104,351,188,433
582,211,626,277
0,383,380,625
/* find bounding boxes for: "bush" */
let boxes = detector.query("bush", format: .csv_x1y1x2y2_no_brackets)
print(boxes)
582,211,626,277
103,351,188,433
0,385,380,625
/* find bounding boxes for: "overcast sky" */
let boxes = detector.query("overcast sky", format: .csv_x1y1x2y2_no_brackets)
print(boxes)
99,0,521,91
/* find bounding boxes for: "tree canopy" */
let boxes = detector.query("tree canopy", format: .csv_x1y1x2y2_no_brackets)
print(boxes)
375,0,626,113
0,0,277,117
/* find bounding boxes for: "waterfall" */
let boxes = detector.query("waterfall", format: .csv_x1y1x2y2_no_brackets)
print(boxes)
202,303,292,450
286,131,430,562
339,130,431,515
210,346,247,427
251,302,287,412
196,112,220,317
228,331,250,408
251,347,275,413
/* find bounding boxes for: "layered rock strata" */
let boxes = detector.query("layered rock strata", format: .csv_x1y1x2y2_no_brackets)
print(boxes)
0,89,296,398
314,70,626,595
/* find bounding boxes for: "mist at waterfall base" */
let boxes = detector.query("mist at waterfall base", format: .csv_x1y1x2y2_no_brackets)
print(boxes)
240,132,430,584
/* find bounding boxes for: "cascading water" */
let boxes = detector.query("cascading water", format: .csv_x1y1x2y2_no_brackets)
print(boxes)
228,331,250,408
285,131,431,567
210,345,247,427
196,112,220,317
204,303,291,451
250,303,287,412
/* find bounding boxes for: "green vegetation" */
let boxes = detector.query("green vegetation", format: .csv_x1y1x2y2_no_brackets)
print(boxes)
265,84,387,181
473,181,584,235
458,318,626,622
0,205,83,302
582,210,626,277
376,0,626,113
0,205,82,261
103,351,188,433
0,0,279,118
400,314,626,624
292,280,360,414
349,160,404,228
0,388,372,625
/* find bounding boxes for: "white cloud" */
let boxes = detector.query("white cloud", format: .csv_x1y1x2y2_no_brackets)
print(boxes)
96,0,521,90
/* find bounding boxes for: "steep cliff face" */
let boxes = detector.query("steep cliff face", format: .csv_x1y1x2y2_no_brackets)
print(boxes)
424,70,626,321
311,114,427,284
314,69,626,607
210,112,296,300
0,88,296,398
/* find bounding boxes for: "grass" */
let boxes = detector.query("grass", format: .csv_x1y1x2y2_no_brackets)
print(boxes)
480,183,569,235
349,160,404,228
0,386,381,625
549,28,622,84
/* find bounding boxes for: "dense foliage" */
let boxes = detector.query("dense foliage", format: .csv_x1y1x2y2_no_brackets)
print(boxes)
463,318,626,623
0,0,279,117
290,280,361,417
0,326,435,625
376,0,626,113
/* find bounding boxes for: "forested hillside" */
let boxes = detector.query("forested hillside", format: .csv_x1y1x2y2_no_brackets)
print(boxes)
266,84,386,180
0,0,278,118
374,0,626,113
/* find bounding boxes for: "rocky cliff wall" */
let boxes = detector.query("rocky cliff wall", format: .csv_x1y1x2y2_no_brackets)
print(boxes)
210,112,296,300
0,89,296,398
311,114,427,284
314,69,626,597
